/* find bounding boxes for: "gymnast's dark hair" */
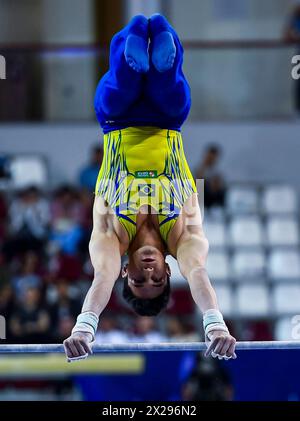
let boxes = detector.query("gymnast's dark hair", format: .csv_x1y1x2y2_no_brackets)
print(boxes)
122,276,171,316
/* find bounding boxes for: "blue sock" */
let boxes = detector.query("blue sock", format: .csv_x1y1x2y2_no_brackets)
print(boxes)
149,14,176,73
124,15,149,73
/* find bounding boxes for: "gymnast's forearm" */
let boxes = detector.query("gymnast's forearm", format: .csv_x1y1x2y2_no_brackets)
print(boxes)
64,239,121,359
177,235,218,314
81,274,115,317
187,267,219,314
81,231,121,316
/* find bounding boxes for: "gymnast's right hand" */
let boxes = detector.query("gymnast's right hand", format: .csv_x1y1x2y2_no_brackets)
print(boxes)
63,332,93,362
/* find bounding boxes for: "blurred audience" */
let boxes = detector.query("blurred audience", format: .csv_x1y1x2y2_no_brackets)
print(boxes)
0,253,11,288
47,280,81,342
0,284,14,324
166,316,201,342
50,185,84,255
78,145,103,192
10,287,50,343
195,144,226,209
77,188,93,254
95,314,129,344
47,252,83,282
11,251,42,300
131,317,166,343
0,193,8,245
4,186,49,259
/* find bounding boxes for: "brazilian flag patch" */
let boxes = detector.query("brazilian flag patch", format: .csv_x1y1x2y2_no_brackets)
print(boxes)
135,170,158,178
138,184,155,197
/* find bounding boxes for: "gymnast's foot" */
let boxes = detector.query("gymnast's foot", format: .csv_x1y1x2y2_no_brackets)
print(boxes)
149,14,176,73
124,15,149,73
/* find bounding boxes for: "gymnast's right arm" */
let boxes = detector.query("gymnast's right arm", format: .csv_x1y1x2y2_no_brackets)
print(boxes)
63,197,121,361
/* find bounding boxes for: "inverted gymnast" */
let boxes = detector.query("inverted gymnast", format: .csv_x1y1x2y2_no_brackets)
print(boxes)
64,14,237,361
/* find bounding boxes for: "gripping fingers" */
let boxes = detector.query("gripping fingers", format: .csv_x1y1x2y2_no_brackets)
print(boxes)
227,340,237,359
213,338,226,356
73,340,89,357
66,340,91,363
205,336,237,360
63,339,90,361
64,340,80,358
215,337,232,357
204,337,221,357
80,340,93,356
216,342,232,360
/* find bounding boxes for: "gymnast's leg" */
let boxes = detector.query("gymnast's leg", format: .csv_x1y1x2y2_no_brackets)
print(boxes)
146,14,191,119
94,15,149,119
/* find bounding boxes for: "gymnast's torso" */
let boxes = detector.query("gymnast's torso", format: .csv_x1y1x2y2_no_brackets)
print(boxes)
95,126,197,252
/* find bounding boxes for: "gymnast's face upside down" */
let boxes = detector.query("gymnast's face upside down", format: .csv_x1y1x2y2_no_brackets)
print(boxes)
121,245,171,316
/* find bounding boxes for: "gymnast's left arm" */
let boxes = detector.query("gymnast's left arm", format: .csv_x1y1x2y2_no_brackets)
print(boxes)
176,230,237,360
63,197,122,362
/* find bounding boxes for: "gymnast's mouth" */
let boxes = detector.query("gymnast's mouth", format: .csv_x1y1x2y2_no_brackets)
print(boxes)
142,258,155,262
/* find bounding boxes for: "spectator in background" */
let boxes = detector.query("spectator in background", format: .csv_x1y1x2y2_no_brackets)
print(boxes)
4,186,50,260
48,280,81,342
77,188,94,255
0,192,8,245
284,4,300,112
95,314,129,344
0,252,11,289
78,145,103,192
56,316,76,344
10,287,50,343
0,284,14,339
166,316,201,342
182,353,233,401
47,252,82,282
130,316,166,343
195,144,226,209
50,185,84,255
11,251,42,300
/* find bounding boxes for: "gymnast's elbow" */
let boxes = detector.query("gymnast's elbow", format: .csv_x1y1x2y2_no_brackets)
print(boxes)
177,234,209,279
89,233,121,281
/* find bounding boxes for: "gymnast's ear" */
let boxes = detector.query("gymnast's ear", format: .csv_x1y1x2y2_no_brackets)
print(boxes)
166,263,171,277
121,264,128,278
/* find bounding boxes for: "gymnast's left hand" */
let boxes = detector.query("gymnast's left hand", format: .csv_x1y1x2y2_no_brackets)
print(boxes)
63,332,93,362
205,330,237,360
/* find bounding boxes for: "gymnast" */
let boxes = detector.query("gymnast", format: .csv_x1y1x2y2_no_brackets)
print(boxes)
64,14,236,361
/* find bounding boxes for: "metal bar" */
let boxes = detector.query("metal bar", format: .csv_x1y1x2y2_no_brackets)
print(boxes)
0,341,299,354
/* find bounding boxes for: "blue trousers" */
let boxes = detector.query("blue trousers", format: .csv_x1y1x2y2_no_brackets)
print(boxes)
94,19,191,132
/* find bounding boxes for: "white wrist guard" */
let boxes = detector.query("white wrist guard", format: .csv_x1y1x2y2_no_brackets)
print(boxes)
71,311,99,340
203,309,229,338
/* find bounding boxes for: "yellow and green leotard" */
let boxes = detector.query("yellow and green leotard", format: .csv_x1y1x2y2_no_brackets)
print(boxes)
95,126,196,244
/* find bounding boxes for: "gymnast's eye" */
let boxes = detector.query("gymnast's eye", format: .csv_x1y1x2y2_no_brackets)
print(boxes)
132,278,145,284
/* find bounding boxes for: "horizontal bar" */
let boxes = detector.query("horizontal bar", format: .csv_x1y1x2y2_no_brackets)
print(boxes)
0,341,299,354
